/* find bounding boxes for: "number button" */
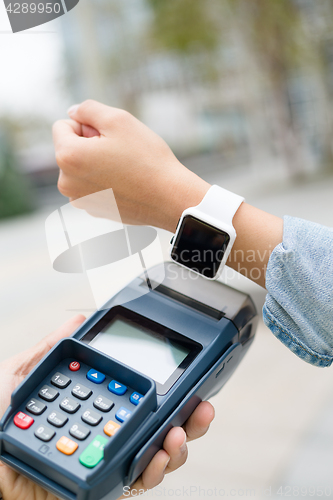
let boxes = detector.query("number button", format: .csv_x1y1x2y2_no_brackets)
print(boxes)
14,412,34,430
69,423,91,441
71,383,92,401
34,425,55,442
56,436,78,456
130,392,143,406
79,435,108,469
82,409,103,426
47,411,68,428
115,407,132,423
108,380,127,396
38,385,59,402
51,372,71,389
26,399,46,416
93,395,114,413
104,420,121,437
60,397,81,414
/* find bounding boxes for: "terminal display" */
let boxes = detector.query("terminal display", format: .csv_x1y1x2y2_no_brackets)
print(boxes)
82,307,202,394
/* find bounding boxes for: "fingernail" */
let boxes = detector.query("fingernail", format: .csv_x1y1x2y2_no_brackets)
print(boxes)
163,457,170,472
67,104,79,116
180,435,187,454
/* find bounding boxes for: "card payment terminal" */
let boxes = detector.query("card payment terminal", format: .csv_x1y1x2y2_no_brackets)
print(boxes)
0,262,258,500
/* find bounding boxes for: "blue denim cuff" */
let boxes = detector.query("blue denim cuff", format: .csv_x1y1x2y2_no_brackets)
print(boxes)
263,215,333,367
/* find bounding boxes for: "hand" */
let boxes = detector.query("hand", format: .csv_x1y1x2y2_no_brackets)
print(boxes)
0,317,214,500
53,100,210,232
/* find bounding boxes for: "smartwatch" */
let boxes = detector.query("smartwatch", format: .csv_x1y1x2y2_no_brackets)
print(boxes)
170,185,244,279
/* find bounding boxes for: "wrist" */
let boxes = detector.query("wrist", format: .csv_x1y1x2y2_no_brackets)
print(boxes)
162,169,210,233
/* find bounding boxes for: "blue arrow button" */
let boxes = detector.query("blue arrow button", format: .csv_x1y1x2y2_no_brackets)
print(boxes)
87,369,105,384
108,380,127,395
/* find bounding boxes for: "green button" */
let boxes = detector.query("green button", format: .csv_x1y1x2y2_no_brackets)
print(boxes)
79,435,109,469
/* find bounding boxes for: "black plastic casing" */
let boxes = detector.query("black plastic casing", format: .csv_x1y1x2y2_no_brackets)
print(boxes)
0,262,258,500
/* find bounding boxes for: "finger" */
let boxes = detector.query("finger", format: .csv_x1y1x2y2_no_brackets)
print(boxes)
119,449,170,497
163,426,188,474
38,315,86,354
67,100,121,131
183,401,215,442
82,124,100,138
52,119,84,152
15,316,86,376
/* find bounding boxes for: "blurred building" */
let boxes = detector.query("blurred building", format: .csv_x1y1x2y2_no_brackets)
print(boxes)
58,0,333,181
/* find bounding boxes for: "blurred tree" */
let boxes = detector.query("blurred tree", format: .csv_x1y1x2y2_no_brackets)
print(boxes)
0,125,34,219
147,0,333,176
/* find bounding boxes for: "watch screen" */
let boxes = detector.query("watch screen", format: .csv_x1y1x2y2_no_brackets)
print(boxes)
171,215,230,278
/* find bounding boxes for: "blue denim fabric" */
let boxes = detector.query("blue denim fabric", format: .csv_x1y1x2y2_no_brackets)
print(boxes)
263,216,333,367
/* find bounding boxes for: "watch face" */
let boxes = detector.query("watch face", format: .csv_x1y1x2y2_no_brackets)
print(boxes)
171,215,230,278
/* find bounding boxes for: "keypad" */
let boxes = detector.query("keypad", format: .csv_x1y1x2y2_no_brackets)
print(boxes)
26,399,47,416
51,372,71,389
72,383,92,401
47,411,68,428
93,395,114,413
39,385,59,402
87,369,105,384
79,435,108,468
69,423,91,441
69,361,81,372
15,360,144,471
34,424,55,442
82,409,103,426
60,397,81,414
115,407,132,423
108,380,127,396
130,392,143,406
56,436,78,455
14,412,34,430
103,420,120,437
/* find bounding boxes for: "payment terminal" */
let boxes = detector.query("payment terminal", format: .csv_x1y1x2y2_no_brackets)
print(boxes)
0,262,258,500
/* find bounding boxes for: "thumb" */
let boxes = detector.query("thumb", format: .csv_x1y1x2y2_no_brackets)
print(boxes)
67,99,114,132
17,315,86,374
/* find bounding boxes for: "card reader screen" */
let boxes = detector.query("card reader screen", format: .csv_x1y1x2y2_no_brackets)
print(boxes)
82,307,202,394
89,318,190,385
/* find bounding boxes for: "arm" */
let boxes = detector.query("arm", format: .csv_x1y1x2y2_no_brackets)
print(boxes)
0,317,214,500
53,100,283,289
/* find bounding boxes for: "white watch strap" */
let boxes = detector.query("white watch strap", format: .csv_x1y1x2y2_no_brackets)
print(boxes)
195,185,244,226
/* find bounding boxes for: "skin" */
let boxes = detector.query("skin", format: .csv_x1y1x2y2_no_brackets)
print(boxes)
53,100,283,289
0,316,214,500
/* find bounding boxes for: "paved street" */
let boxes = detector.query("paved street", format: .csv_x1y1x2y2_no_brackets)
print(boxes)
1,173,333,499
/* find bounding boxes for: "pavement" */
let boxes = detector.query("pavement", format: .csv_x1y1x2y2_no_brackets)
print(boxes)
1,172,333,500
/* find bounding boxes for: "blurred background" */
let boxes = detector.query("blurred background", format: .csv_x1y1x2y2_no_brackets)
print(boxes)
1,1,333,499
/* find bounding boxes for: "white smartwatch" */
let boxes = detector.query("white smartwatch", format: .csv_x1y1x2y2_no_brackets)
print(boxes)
170,185,244,279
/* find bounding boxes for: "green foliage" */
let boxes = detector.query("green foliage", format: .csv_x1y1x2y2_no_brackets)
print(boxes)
147,0,320,78
0,129,34,220
146,0,221,53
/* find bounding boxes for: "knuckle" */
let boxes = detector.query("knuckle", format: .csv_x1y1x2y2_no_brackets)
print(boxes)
112,108,131,123
79,99,96,113
55,146,79,169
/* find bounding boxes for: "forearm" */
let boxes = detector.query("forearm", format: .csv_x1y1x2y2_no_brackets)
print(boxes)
163,172,283,289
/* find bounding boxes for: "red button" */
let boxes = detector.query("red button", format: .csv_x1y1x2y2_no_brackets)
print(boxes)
69,361,81,372
14,412,34,430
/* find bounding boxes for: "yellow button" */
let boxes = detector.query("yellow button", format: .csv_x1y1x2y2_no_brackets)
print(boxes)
56,436,78,455
104,420,121,437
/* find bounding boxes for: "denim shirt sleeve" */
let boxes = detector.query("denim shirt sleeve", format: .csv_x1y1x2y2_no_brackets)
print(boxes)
263,215,333,367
